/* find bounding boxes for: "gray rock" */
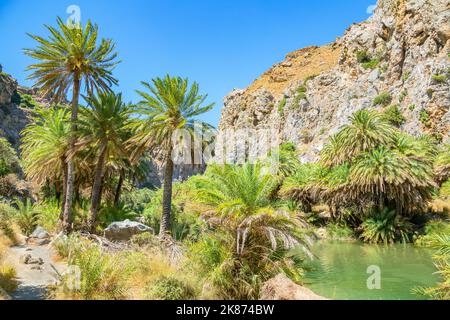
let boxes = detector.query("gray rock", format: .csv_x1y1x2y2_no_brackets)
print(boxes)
20,254,44,265
104,219,154,241
30,226,50,240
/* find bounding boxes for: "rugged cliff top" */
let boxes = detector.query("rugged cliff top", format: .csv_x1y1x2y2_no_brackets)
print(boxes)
216,0,450,163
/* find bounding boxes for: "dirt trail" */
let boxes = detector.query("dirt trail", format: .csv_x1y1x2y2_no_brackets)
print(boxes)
5,242,66,300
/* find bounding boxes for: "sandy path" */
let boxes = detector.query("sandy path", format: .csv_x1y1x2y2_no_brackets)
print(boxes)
5,243,67,300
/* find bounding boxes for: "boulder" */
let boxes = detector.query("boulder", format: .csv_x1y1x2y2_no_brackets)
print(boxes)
260,274,327,300
30,226,50,239
104,219,154,241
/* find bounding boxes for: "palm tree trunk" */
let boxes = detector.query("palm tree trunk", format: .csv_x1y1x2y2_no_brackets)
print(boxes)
114,169,124,207
62,74,81,233
160,149,174,236
59,157,68,221
88,142,107,231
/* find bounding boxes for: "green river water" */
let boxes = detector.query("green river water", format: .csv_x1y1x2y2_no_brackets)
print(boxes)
302,241,440,300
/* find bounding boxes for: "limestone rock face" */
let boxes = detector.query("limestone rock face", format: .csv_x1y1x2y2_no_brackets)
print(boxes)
260,274,327,300
216,0,450,163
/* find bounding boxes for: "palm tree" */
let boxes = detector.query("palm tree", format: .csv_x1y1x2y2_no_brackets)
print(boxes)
194,163,309,299
128,75,214,236
77,92,130,230
321,109,396,166
21,107,70,205
25,17,120,232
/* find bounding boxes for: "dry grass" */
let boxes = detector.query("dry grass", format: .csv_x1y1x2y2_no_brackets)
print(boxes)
429,199,450,214
245,44,340,98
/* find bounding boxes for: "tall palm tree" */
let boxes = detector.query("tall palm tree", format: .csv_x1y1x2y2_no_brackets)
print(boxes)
25,17,120,232
77,92,130,230
21,107,70,204
129,75,214,236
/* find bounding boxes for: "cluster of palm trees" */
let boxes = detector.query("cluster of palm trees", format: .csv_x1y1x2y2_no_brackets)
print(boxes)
279,109,448,241
22,18,213,234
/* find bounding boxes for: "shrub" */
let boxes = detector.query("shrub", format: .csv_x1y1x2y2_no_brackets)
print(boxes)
408,104,416,111
373,92,392,106
35,200,60,233
13,198,39,236
18,94,39,109
60,243,128,300
144,276,196,300
97,203,137,230
399,90,407,103
278,97,287,115
382,105,405,126
419,109,431,127
0,138,20,178
325,223,355,241
413,234,449,300
432,74,448,83
359,208,414,244
0,264,17,292
121,188,154,215
0,203,18,244
356,50,379,69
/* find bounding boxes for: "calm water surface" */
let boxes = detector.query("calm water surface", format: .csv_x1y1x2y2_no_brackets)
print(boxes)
302,241,440,300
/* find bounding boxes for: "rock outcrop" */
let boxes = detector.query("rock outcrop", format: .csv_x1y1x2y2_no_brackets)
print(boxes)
216,0,450,163
260,274,327,300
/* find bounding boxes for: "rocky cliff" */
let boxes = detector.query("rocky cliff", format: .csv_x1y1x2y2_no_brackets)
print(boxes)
216,0,450,163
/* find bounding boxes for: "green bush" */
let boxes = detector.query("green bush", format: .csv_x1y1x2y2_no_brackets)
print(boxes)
61,242,128,300
121,188,154,215
0,203,18,243
373,92,392,106
18,94,39,109
145,276,196,300
97,203,137,229
382,105,405,126
13,199,39,236
432,74,448,83
278,97,287,116
325,223,355,241
359,208,414,244
419,109,431,127
0,138,20,178
356,50,379,69
35,200,60,233
408,104,416,111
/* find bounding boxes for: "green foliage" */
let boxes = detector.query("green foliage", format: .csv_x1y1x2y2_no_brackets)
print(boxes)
97,203,137,229
192,163,309,299
382,105,405,126
399,90,407,103
21,108,69,186
356,50,379,69
25,17,120,102
402,71,411,82
18,94,39,109
35,200,60,233
278,97,287,115
360,208,414,244
13,198,39,236
121,188,154,215
373,92,392,106
60,239,128,300
325,223,355,241
413,233,450,300
408,104,416,111
419,109,431,127
439,180,450,198
144,276,196,300
0,203,18,243
432,74,448,83
0,138,21,178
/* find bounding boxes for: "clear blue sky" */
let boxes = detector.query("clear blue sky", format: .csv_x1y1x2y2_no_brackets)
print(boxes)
0,0,375,127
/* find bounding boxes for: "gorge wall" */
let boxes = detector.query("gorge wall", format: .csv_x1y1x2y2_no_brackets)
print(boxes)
215,0,450,163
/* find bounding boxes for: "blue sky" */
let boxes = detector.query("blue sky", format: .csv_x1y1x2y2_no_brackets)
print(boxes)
0,0,375,127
